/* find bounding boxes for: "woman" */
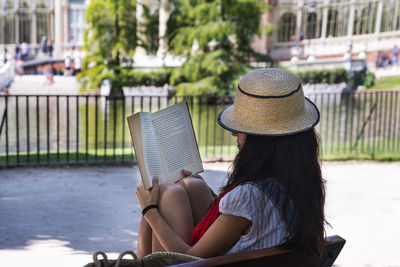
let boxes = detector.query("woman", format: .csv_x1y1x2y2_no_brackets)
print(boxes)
136,68,326,259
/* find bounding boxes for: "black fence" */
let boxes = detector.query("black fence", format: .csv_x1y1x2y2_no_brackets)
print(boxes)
0,91,399,167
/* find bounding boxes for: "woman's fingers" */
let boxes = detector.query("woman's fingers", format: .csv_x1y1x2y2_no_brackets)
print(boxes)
181,169,201,178
153,176,159,187
151,176,159,204
181,169,192,177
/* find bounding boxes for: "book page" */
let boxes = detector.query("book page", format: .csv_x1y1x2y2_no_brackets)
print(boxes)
151,102,203,183
127,112,166,189
139,113,166,185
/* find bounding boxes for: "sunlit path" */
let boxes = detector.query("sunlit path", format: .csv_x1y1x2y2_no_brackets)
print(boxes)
0,161,399,266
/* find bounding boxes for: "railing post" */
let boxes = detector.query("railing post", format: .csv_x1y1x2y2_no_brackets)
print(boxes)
5,94,9,166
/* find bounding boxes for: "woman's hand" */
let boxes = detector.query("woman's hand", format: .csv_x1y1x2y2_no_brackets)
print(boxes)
181,169,203,179
180,169,217,199
136,176,159,210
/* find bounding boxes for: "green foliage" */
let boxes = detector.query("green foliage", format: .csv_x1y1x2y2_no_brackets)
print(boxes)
352,68,375,89
167,0,272,95
369,75,400,90
363,70,376,88
121,68,172,87
294,68,375,89
140,4,159,54
78,0,137,95
264,24,276,36
294,68,348,84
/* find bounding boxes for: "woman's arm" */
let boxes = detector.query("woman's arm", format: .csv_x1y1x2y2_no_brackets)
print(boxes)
136,178,251,258
144,208,250,258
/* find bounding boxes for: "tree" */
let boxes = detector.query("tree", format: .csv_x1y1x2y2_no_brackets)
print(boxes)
78,0,137,96
167,0,272,95
141,3,160,55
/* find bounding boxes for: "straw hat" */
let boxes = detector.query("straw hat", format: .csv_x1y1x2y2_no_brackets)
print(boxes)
218,68,320,136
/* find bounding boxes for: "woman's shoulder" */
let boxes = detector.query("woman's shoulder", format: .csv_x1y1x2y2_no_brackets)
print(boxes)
234,178,280,195
220,180,276,207
219,183,264,221
221,179,286,208
226,182,266,198
219,179,285,223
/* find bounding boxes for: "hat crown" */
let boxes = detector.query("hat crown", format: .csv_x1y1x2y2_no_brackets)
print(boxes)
217,68,320,136
239,68,301,97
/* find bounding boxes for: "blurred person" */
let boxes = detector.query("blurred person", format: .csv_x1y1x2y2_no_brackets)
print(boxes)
15,58,24,75
64,56,72,75
41,36,48,54
70,36,76,51
73,56,82,75
15,44,21,60
47,39,54,57
21,42,29,60
393,45,398,65
45,65,54,85
3,48,7,64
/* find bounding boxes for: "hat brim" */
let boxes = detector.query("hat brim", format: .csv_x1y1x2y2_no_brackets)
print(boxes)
217,97,320,136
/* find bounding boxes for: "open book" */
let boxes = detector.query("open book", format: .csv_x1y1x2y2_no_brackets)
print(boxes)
127,101,203,190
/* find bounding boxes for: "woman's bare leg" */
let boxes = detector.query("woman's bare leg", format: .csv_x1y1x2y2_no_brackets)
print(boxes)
137,177,216,254
152,183,194,252
177,177,216,225
137,217,152,258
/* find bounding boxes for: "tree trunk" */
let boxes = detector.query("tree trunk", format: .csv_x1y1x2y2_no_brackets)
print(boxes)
109,2,124,97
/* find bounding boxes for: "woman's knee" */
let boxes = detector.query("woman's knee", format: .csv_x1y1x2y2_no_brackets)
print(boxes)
178,177,208,193
158,183,191,207
178,177,215,224
159,182,185,196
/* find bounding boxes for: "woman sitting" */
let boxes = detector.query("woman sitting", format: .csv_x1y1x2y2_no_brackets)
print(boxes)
136,68,326,259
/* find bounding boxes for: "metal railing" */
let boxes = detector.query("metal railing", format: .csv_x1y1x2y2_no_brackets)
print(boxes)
0,91,399,167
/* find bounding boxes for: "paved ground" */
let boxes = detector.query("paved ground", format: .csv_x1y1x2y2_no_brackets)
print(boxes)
0,161,399,267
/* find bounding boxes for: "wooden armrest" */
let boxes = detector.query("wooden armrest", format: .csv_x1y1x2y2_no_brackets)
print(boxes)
168,235,346,267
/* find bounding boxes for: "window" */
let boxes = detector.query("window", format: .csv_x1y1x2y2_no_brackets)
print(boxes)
301,3,322,39
69,1,86,45
380,0,399,32
18,11,31,43
353,2,378,35
0,14,15,44
277,12,296,42
326,9,338,37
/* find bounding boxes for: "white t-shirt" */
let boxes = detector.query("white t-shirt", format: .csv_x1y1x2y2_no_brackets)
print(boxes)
219,182,289,254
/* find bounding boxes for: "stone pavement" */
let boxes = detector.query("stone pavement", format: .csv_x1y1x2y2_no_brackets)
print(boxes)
0,161,399,267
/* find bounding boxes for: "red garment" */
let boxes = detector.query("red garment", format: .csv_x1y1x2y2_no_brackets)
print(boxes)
190,184,237,246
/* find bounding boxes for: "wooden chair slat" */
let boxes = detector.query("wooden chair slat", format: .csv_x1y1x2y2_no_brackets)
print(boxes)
168,235,346,267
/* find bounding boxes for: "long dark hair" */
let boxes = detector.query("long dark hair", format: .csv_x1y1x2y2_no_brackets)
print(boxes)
222,128,326,257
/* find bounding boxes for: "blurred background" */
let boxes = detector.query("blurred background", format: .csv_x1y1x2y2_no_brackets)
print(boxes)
1,0,400,166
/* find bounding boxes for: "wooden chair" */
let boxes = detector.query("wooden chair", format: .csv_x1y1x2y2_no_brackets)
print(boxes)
169,235,345,267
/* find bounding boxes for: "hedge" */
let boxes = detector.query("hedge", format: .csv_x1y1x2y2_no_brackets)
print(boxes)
121,68,172,87
118,67,374,90
294,68,348,84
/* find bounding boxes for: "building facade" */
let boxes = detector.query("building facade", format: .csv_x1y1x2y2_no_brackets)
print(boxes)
264,0,400,64
0,0,86,57
1,0,400,64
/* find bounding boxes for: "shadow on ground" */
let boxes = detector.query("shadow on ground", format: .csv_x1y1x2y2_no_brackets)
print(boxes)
0,165,228,253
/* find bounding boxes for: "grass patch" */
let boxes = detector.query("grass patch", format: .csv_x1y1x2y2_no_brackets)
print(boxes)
321,152,400,162
0,149,136,167
2,145,400,167
199,145,237,160
368,76,400,91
